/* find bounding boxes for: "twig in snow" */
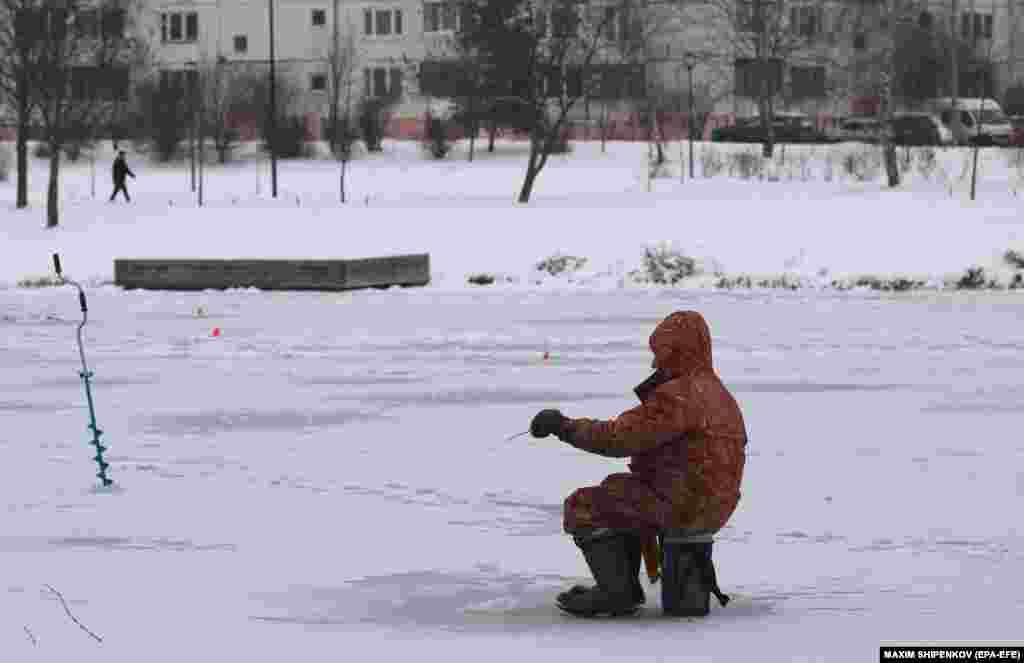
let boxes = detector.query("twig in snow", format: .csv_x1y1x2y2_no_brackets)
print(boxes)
43,584,103,644
24,625,37,646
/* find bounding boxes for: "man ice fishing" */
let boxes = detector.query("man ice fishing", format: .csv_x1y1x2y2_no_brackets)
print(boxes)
529,310,748,617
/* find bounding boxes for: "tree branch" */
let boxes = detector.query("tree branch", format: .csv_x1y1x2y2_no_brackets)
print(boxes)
44,584,103,644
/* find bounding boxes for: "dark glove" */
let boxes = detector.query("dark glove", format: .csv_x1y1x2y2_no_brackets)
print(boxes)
530,409,567,438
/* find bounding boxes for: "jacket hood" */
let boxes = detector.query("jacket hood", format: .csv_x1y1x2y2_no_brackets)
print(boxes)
649,311,714,377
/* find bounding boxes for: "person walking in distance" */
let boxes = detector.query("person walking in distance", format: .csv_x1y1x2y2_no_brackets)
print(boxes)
110,150,135,202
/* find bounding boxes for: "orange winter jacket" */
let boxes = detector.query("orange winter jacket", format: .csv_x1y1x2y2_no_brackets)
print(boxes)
564,311,748,533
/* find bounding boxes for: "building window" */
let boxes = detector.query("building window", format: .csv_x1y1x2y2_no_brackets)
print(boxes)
159,69,199,96
76,10,100,37
364,66,402,98
390,67,403,96
102,9,125,38
962,11,993,39
71,9,124,39
736,0,759,32
423,2,457,32
603,7,616,41
364,8,402,36
790,4,821,39
424,2,439,31
853,32,866,50
311,73,327,91
918,11,933,29
161,11,199,43
233,34,247,53
588,63,644,100
734,58,782,98
312,9,326,26
790,65,825,99
71,65,130,99
418,59,461,96
551,4,579,38
376,9,391,34
373,67,388,96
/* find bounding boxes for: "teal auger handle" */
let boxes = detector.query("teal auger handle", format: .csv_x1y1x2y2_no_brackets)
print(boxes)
54,253,111,487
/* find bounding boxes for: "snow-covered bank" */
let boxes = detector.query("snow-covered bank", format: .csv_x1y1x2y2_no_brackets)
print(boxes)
2,139,1023,291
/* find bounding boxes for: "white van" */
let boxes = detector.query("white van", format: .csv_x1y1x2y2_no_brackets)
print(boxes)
925,98,1013,146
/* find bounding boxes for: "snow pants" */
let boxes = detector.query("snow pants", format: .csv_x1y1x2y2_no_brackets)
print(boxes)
563,472,674,535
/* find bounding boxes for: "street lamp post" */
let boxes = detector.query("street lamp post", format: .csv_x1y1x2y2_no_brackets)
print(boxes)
268,0,278,198
198,77,204,208
675,66,684,183
684,51,698,180
186,60,202,204
186,61,198,192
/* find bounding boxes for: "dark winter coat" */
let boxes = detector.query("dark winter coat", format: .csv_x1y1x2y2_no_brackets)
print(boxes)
112,156,134,183
562,311,748,533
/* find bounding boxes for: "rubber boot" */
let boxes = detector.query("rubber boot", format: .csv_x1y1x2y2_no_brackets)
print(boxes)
557,533,645,606
557,532,639,617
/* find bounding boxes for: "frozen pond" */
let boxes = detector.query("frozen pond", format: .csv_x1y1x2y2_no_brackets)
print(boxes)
1,286,1022,660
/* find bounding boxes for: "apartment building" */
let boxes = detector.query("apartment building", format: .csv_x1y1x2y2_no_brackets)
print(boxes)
139,0,1024,132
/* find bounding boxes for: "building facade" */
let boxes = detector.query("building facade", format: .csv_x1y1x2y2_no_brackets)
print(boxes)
138,0,1024,134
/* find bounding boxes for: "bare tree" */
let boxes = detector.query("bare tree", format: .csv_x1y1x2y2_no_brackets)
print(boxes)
0,0,39,209
969,25,1001,201
197,54,244,164
848,0,941,187
327,14,359,201
457,0,663,203
15,0,138,227
692,0,851,158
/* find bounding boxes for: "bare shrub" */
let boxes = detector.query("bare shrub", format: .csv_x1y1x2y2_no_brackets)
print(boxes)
1008,148,1024,194
915,146,937,180
955,266,991,290
700,144,724,177
536,253,588,276
0,146,10,182
728,148,763,179
1004,249,1024,270
630,241,697,285
841,146,881,182
421,116,453,159
897,146,912,174
823,149,836,183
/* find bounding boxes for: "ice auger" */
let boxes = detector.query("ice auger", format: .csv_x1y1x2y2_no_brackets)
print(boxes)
53,254,112,487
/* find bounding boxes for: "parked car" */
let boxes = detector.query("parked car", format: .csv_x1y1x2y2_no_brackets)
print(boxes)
886,113,953,146
1009,115,1024,147
712,112,834,144
925,98,1013,146
826,116,885,143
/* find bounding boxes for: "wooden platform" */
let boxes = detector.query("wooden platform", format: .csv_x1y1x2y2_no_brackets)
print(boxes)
113,254,430,291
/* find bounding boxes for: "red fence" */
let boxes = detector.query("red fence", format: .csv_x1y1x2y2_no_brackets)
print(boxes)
0,110,846,146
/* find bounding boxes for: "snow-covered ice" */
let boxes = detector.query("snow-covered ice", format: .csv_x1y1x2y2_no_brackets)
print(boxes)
1,140,1022,660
